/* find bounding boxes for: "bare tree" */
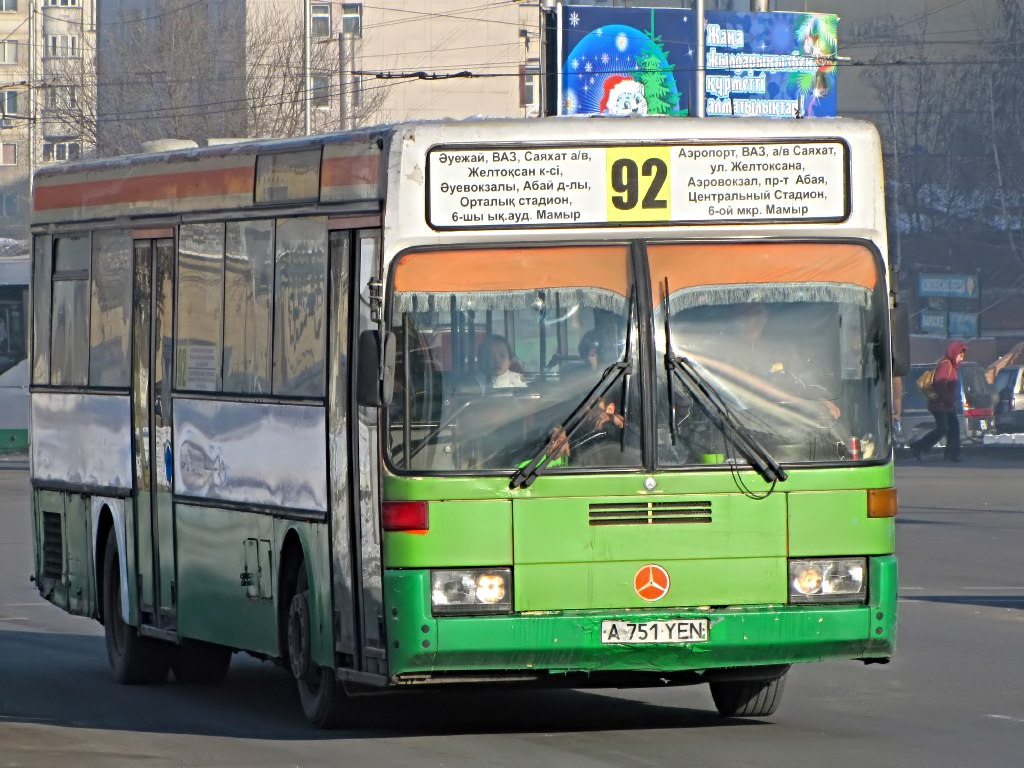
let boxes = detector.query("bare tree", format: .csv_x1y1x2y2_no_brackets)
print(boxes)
43,0,389,158
243,2,387,138
856,14,976,249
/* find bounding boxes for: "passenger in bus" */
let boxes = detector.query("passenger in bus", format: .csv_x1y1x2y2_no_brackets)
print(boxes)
476,334,526,389
578,330,601,372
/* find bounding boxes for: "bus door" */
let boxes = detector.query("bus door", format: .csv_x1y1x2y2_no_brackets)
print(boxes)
327,223,386,677
131,236,177,633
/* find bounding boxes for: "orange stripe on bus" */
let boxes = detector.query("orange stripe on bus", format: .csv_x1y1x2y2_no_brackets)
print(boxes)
321,154,379,188
34,167,254,211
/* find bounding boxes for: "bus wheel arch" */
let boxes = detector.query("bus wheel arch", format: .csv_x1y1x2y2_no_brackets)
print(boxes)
94,507,115,625
100,532,170,684
278,531,348,728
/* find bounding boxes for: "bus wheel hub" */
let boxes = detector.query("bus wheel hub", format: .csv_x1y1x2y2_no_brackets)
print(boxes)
287,592,311,680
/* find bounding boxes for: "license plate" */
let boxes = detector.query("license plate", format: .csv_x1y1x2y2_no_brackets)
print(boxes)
600,619,709,644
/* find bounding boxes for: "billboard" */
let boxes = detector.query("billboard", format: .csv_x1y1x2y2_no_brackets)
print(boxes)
947,311,979,338
559,6,696,117
919,310,948,336
703,11,838,118
917,273,980,299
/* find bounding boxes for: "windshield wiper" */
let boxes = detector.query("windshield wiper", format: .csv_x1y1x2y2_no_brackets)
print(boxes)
510,288,636,490
662,278,786,484
510,359,631,490
666,355,786,483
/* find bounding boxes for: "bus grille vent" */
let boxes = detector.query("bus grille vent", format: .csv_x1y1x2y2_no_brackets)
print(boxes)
588,501,712,526
41,512,63,579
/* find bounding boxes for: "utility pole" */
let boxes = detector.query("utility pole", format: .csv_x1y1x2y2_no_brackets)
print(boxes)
27,0,35,208
695,0,705,117
339,31,354,131
303,0,311,135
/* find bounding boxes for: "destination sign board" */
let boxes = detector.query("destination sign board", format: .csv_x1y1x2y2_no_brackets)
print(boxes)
426,140,848,230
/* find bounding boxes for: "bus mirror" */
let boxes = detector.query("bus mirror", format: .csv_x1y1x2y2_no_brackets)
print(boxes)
356,330,396,407
380,331,396,406
890,304,910,377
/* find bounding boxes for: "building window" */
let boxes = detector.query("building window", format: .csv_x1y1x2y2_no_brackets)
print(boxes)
0,193,18,216
0,143,16,165
47,86,77,110
47,35,78,57
42,140,80,162
342,3,362,37
0,0,17,11
1,90,16,127
311,74,330,108
0,41,16,64
520,57,540,109
311,4,331,38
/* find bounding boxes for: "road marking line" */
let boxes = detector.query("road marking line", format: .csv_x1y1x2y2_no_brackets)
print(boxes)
0,617,28,621
988,714,1024,724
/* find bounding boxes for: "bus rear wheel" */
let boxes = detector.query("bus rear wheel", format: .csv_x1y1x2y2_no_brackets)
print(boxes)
287,563,348,728
709,672,787,717
102,533,170,684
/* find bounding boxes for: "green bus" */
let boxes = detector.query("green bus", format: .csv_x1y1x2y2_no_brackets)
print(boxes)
30,117,902,727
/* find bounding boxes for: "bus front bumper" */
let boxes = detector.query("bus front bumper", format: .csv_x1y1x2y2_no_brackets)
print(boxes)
384,555,897,683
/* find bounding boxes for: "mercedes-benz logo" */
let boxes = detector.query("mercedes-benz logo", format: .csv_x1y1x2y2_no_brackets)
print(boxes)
633,564,671,602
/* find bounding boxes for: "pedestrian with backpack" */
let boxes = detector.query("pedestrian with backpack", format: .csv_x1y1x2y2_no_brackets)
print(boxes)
911,340,967,462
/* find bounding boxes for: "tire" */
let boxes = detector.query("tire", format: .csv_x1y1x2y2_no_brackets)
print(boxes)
171,641,232,684
287,563,349,728
709,672,786,717
102,533,170,684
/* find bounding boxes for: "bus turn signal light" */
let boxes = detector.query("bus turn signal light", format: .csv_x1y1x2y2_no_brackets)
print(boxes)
867,487,898,518
382,500,429,532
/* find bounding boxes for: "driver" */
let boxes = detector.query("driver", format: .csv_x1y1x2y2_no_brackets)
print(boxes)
715,302,841,421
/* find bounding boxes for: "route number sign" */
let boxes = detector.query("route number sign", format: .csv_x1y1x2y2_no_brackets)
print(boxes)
427,141,847,229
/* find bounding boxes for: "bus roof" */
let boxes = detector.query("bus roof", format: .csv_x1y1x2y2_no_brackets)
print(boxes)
32,116,885,249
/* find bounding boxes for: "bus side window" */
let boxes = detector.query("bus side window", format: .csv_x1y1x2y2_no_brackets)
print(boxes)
223,220,274,394
89,230,132,387
50,234,90,387
273,217,328,398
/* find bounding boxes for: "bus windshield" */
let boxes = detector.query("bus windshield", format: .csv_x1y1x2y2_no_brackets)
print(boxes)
651,242,891,465
387,241,892,474
387,245,641,472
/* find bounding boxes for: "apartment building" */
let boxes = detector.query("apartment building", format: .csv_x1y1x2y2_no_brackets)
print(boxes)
0,0,95,241
0,0,30,240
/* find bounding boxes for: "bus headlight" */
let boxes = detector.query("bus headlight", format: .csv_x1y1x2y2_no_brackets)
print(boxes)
788,558,867,603
430,568,513,615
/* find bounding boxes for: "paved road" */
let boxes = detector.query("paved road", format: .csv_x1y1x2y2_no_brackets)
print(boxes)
1,456,1023,767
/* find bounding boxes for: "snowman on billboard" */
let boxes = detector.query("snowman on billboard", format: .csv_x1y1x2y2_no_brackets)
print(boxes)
599,75,648,115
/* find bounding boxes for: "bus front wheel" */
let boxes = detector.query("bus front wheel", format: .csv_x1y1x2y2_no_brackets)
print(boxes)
287,563,348,728
709,672,786,718
101,533,170,684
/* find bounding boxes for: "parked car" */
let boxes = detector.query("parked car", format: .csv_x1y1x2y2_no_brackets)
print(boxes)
992,364,1024,433
896,361,995,448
